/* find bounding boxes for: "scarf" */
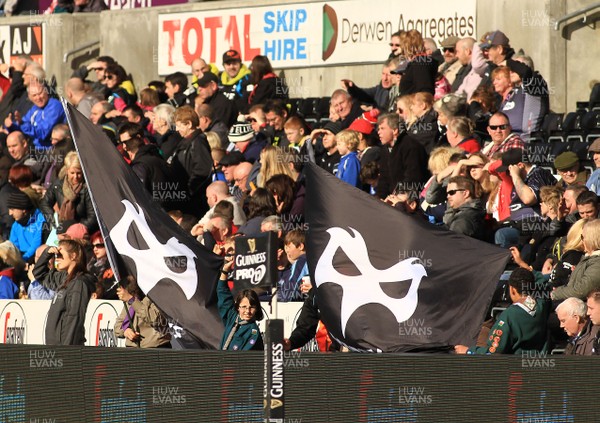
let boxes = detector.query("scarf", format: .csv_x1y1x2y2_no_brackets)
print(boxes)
58,179,82,222
121,297,137,330
220,64,251,86
222,317,250,350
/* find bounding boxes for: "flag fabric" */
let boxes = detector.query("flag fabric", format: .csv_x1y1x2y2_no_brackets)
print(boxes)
304,163,511,352
63,101,224,349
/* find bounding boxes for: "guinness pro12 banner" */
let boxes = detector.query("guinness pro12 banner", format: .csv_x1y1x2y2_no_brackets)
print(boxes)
234,232,277,291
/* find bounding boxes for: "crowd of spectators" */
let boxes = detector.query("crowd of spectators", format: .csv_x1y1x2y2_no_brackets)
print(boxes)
0,26,599,354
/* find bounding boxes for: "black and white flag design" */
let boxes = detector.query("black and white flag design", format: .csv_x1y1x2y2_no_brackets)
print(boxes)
304,163,510,352
63,101,224,349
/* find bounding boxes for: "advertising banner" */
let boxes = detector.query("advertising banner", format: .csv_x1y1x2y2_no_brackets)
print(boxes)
157,0,476,74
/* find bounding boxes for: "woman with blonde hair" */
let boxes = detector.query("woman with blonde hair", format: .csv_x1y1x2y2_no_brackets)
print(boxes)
258,145,295,187
0,240,25,298
551,219,600,301
408,92,439,154
39,151,97,233
421,146,464,223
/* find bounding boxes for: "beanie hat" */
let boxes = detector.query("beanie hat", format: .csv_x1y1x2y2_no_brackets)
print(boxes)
228,118,254,143
322,121,342,135
6,191,33,210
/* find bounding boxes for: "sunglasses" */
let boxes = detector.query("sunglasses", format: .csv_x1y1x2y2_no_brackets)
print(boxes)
103,75,115,80
489,124,509,130
248,118,257,123
443,47,455,53
447,189,466,196
93,243,105,248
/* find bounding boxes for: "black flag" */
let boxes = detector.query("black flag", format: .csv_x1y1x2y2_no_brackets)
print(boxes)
304,163,510,352
64,101,224,349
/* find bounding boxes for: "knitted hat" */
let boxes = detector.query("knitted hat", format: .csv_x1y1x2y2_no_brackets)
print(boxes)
228,119,254,143
6,191,33,210
322,121,342,135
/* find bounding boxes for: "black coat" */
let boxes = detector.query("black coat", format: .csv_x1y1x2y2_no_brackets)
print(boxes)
206,90,239,128
245,75,288,113
39,179,98,233
130,144,172,195
156,130,182,159
376,132,430,198
400,55,437,95
33,248,96,345
167,130,213,217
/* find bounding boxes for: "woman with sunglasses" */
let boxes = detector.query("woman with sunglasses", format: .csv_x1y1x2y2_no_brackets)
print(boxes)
103,63,136,112
217,256,263,351
33,240,97,345
86,231,117,299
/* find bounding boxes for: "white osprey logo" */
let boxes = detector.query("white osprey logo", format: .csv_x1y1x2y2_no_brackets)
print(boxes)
109,200,198,299
315,227,427,336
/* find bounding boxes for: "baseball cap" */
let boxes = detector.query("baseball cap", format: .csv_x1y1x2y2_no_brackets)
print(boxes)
223,49,242,64
195,72,219,87
480,30,510,49
497,148,524,172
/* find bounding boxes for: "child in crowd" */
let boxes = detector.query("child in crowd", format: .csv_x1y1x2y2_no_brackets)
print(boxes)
283,116,309,150
335,130,361,188
278,229,309,302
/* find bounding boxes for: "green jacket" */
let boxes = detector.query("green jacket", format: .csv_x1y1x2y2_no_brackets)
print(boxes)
469,297,550,354
217,280,263,351
553,251,600,301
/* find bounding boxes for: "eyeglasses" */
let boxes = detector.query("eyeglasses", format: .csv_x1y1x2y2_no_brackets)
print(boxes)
389,43,401,47
93,243,105,248
447,189,466,196
489,124,509,131
443,47,455,53
239,305,256,311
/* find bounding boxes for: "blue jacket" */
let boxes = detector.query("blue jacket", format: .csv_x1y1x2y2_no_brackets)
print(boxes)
587,169,600,195
8,98,66,149
278,254,309,302
337,152,361,188
9,208,46,261
0,276,17,299
217,279,263,351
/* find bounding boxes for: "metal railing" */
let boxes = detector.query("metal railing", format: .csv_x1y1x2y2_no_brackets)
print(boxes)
63,39,100,63
554,1,600,30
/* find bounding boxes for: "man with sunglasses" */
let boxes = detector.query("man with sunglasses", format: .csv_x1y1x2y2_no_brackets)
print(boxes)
442,176,486,239
71,56,115,98
388,31,402,59
482,112,524,158
438,36,462,86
